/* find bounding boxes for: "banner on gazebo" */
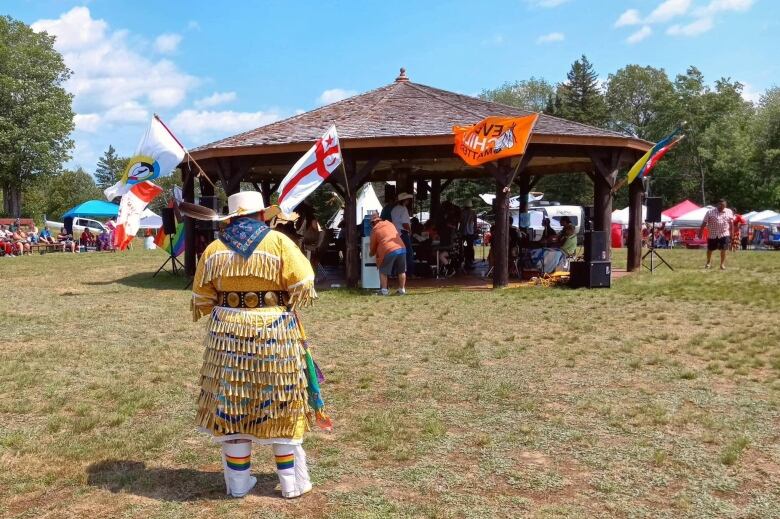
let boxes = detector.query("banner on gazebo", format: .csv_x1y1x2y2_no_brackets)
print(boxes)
453,114,538,166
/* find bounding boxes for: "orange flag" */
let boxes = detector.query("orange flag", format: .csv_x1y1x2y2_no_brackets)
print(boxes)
453,114,538,166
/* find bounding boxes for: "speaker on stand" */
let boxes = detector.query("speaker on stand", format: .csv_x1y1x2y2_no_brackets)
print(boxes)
642,196,673,272
153,206,185,277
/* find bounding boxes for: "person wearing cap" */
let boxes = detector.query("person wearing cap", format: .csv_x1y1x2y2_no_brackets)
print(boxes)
190,191,330,499
460,199,477,269
391,192,415,274
369,213,407,295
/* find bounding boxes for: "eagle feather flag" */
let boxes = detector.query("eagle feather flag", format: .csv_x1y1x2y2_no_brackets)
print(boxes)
114,181,164,250
277,125,342,214
104,116,186,200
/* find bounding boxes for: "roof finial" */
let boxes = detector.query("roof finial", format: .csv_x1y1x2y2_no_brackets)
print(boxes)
395,67,409,82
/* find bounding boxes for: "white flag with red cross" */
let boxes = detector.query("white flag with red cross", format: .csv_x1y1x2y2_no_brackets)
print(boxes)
277,124,342,214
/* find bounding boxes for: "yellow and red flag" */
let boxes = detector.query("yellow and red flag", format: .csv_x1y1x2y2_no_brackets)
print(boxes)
453,114,538,166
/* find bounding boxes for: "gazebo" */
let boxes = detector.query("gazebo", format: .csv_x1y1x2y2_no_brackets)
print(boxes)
183,69,652,287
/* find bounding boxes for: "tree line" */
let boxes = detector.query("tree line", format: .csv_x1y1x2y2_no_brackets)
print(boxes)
2,11,777,221
480,55,780,212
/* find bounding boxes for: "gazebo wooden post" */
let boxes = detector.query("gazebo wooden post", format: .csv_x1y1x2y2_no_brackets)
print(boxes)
627,179,644,271
343,155,359,288
489,158,513,288
518,174,531,214
183,164,197,276
260,181,272,207
590,151,620,234
430,178,441,223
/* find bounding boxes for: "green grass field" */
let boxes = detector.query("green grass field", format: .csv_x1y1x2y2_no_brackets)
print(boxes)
1,248,779,518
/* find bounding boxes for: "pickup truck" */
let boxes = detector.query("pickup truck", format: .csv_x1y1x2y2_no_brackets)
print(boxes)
44,217,108,239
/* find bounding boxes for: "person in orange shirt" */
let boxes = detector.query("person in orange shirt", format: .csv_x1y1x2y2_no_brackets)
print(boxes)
369,213,407,295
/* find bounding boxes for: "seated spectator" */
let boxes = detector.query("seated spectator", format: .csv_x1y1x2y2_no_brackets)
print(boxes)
0,225,15,256
11,227,30,255
80,228,95,249
28,225,40,243
541,218,558,246
39,227,56,244
557,216,577,257
58,228,77,253
97,229,112,251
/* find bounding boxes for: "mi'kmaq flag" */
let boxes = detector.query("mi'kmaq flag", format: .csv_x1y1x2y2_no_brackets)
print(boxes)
107,116,185,250
277,125,342,214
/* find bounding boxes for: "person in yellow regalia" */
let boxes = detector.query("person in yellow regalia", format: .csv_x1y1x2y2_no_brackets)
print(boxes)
187,191,329,499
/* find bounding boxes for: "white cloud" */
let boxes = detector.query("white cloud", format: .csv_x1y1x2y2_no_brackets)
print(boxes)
171,109,283,143
194,91,238,109
667,17,714,36
526,0,570,7
647,0,692,23
73,113,101,133
154,33,182,54
615,9,642,27
741,82,762,104
317,88,357,105
536,32,565,44
627,26,653,44
697,0,754,17
32,7,197,130
103,101,149,123
186,20,201,31
481,34,505,46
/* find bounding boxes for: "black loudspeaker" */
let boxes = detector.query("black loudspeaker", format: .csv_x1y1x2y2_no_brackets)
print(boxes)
582,206,594,231
162,207,177,235
646,197,663,223
584,231,608,261
570,261,611,288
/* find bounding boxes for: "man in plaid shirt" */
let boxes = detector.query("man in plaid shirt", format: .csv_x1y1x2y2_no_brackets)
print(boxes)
699,198,735,270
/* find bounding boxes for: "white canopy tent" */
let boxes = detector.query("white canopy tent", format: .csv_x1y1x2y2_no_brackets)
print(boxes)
139,208,162,229
327,183,383,229
741,210,758,221
671,206,714,228
748,210,779,225
611,206,672,226
752,213,780,226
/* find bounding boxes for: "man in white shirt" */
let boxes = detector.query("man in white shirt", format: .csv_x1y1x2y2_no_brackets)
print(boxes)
390,192,414,274
700,198,735,270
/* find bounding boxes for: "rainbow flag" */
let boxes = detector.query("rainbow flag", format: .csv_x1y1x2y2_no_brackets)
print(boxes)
154,222,184,257
627,127,683,184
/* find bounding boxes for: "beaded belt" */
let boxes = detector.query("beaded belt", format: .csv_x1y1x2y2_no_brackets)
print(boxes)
218,291,288,308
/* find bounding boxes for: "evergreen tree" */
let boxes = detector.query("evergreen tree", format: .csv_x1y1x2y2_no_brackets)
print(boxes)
94,145,127,190
558,55,608,127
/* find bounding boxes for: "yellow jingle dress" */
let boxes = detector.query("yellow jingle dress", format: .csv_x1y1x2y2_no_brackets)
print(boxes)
191,224,317,445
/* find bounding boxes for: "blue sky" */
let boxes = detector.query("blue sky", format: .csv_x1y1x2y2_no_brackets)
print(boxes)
7,0,778,171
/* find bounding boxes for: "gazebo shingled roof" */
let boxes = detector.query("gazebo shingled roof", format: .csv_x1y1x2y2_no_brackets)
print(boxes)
182,69,653,286
191,69,648,158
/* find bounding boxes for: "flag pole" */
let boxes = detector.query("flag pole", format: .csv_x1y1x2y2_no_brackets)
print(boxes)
339,160,351,200
153,113,217,189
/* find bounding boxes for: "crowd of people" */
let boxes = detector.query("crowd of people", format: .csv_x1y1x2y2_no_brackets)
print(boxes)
0,218,115,257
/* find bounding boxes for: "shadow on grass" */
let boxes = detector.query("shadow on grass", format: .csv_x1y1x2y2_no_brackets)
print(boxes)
86,459,279,501
85,272,191,291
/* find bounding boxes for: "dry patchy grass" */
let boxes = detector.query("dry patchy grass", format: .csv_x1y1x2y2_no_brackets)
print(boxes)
0,248,779,518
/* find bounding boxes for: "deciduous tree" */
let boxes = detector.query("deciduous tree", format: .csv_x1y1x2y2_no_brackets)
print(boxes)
0,16,74,217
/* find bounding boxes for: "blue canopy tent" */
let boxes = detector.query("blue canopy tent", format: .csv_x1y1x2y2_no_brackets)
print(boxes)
63,200,119,219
